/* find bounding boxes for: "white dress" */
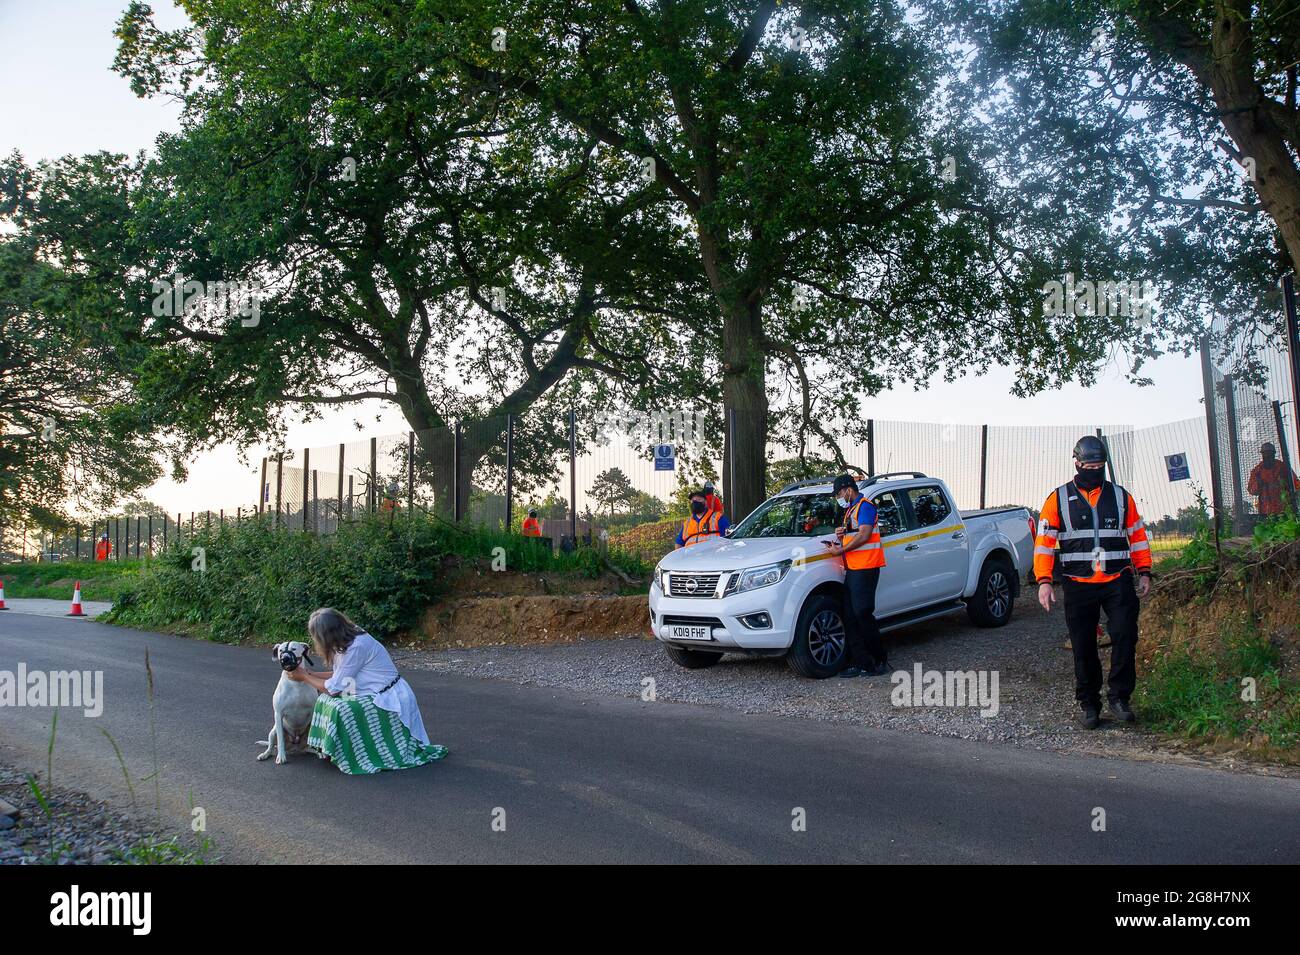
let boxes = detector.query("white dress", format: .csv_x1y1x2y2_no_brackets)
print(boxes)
322,633,430,745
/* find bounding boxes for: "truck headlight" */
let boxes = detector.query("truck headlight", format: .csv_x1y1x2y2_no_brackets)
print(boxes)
734,560,791,593
656,567,669,593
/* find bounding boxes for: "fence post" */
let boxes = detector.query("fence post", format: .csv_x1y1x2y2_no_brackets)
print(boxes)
1272,400,1298,514
504,415,514,531
236,507,241,527
367,437,377,514
979,424,989,509
302,447,310,532
452,424,463,523
162,514,167,549
1200,336,1225,551
405,431,415,517
866,418,875,475
1221,375,1247,534
1096,427,1117,486
348,476,354,519
258,457,267,514
115,517,121,562
75,523,81,560
337,444,345,527
1282,274,1299,446
569,409,577,545
274,452,284,529
312,470,319,534
147,515,152,556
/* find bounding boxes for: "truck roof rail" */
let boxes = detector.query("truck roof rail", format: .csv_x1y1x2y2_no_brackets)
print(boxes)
776,471,929,495
860,471,928,486
776,475,843,495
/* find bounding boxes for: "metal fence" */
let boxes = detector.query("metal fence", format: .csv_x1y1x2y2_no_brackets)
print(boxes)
1202,275,1300,536
5,275,1295,565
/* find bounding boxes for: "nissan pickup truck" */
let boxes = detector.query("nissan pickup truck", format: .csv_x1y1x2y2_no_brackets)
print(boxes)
648,472,1035,678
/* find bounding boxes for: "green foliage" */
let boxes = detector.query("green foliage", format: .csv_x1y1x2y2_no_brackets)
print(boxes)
1136,624,1300,750
0,559,143,601
1251,510,1300,547
107,513,651,644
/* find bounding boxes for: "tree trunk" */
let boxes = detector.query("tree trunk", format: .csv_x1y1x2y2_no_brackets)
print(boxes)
721,297,769,522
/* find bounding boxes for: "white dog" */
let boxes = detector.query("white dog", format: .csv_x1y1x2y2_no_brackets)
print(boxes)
256,641,323,764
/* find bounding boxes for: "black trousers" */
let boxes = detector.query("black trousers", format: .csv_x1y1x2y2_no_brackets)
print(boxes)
1062,570,1140,707
844,567,885,668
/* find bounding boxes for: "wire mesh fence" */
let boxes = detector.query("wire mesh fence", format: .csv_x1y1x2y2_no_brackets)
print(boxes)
7,282,1297,567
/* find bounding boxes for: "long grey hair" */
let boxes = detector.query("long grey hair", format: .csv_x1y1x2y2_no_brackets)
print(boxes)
307,607,365,665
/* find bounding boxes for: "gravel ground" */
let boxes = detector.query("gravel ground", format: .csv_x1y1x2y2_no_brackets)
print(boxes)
396,595,1293,776
0,763,211,865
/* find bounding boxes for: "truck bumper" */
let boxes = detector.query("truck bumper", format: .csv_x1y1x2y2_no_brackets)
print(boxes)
648,583,793,651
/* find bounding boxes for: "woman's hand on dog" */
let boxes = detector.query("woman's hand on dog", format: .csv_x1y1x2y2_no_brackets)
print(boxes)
284,665,308,682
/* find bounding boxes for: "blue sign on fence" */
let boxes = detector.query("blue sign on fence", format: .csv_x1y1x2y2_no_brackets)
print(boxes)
654,444,675,471
1165,453,1190,482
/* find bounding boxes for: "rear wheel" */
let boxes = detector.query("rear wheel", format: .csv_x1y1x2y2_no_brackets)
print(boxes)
663,643,724,669
966,557,1015,627
788,593,848,679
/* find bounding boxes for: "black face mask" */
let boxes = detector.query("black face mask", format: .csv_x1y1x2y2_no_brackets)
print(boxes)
1074,467,1104,490
690,501,707,517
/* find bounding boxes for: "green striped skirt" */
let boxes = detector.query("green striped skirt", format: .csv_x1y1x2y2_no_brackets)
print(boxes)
308,694,448,775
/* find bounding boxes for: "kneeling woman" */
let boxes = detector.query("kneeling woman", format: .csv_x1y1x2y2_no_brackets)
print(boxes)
286,607,447,774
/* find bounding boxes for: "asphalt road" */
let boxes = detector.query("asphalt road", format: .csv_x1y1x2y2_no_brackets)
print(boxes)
1,612,1298,864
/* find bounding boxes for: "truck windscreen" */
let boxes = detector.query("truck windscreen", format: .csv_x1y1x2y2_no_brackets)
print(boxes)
729,493,841,539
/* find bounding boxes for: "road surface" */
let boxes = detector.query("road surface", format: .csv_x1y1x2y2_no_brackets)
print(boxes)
1,612,1297,863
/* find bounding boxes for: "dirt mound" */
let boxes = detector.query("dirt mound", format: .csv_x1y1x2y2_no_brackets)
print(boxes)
1141,539,1300,670
609,519,678,558
412,595,650,648
439,555,633,598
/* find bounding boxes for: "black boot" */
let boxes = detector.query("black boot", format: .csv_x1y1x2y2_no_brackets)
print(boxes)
1108,698,1136,723
1080,704,1101,730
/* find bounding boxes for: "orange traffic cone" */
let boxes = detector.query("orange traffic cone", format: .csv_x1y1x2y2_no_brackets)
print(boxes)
66,581,87,617
0,579,7,610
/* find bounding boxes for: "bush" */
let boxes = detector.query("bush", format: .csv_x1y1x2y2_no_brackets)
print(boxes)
105,512,651,644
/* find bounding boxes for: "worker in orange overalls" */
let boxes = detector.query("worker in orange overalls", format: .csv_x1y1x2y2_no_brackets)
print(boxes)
521,508,542,537
826,473,888,677
1035,436,1151,729
95,534,111,561
380,481,399,515
675,489,729,548
1246,442,1299,516
702,480,725,521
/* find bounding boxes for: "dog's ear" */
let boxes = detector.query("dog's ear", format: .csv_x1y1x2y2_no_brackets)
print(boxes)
271,643,282,658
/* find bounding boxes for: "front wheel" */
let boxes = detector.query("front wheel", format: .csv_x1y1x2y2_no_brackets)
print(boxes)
966,558,1015,627
663,643,724,669
788,594,849,679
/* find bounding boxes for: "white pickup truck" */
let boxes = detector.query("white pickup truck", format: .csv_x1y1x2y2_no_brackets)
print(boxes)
648,472,1035,678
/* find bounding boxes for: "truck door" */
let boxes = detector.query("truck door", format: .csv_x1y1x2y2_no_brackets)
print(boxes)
864,489,912,617
900,483,968,605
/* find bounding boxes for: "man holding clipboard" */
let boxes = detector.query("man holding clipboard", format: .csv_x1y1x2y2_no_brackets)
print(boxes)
824,474,889,677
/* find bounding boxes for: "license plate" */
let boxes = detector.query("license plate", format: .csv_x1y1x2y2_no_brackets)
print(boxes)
668,624,711,641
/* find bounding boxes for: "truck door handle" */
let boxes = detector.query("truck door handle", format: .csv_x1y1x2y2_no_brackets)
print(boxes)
951,532,965,540
905,543,920,551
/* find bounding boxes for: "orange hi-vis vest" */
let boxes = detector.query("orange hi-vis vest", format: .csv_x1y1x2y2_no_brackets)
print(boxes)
681,510,722,547
1034,481,1151,584
95,539,111,561
521,517,541,537
840,495,885,570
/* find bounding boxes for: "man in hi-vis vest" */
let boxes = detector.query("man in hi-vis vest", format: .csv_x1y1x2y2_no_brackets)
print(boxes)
1035,436,1152,729
675,489,729,548
825,474,888,677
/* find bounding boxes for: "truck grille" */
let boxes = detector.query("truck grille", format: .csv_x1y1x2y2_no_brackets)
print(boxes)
668,573,722,598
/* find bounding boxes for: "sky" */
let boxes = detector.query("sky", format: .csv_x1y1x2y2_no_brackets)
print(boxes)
1,0,1211,516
